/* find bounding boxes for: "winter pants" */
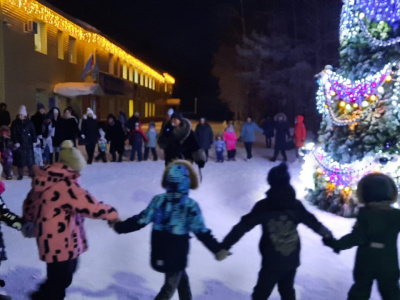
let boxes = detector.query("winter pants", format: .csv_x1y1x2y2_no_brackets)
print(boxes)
144,147,157,161
85,142,96,164
252,267,296,300
154,270,192,300
227,149,236,160
244,142,253,159
95,150,107,162
30,258,78,300
130,145,143,161
348,270,400,300
272,148,287,162
265,136,272,148
2,164,12,178
110,143,124,162
18,166,33,178
204,149,209,160
216,150,224,162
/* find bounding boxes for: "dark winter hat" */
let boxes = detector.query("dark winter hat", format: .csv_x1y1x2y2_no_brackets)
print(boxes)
171,112,183,121
149,122,156,128
37,103,45,111
267,163,291,187
357,173,398,203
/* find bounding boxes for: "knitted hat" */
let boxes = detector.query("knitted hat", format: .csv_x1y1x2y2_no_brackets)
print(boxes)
267,163,291,187
167,108,174,116
149,122,156,128
171,112,183,121
18,105,27,117
162,159,199,191
357,173,398,203
85,107,96,119
36,103,45,111
59,140,87,172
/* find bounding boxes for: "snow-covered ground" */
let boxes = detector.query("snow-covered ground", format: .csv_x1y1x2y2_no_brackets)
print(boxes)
0,121,382,299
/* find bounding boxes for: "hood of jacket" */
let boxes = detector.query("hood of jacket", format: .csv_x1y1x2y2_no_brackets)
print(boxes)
173,118,192,144
32,163,79,193
296,115,304,125
274,113,287,122
265,185,297,210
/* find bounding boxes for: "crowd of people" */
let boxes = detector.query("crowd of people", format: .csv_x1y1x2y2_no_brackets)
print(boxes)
0,104,397,299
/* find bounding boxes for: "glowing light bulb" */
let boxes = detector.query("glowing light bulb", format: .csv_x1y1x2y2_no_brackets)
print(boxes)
339,101,346,107
370,95,377,101
377,86,384,94
385,75,393,82
362,101,369,107
352,103,359,109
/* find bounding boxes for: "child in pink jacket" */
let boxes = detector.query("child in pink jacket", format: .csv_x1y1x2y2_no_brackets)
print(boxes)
223,123,238,161
23,140,119,300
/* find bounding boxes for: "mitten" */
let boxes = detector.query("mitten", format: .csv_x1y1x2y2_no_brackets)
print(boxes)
197,160,205,168
215,249,231,261
322,236,340,254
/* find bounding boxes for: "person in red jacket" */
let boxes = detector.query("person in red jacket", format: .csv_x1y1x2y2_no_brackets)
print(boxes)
293,115,306,158
23,140,119,300
126,122,148,162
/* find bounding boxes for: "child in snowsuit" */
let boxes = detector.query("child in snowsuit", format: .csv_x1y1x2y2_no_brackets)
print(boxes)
112,160,221,300
0,126,13,179
217,163,332,300
127,123,148,162
0,163,23,299
95,128,107,163
223,123,237,161
324,173,400,300
23,140,119,300
144,122,158,161
41,115,54,165
213,133,226,163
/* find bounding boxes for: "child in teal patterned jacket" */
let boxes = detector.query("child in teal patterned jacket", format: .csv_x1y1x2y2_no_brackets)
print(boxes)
112,160,221,300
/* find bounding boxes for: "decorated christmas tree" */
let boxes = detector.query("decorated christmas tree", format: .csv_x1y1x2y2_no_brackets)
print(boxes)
302,0,400,217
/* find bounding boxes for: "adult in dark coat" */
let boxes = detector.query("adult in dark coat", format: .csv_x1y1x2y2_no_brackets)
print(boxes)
261,116,274,148
158,112,206,168
105,114,125,162
271,113,291,162
31,103,46,145
81,108,99,164
126,112,140,133
57,108,80,147
195,118,214,160
49,107,62,162
219,163,332,300
11,105,37,179
0,103,10,127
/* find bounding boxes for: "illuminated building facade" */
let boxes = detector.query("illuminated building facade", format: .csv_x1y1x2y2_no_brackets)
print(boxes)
0,0,175,120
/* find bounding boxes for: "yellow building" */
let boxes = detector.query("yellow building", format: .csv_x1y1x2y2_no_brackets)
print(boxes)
0,0,175,121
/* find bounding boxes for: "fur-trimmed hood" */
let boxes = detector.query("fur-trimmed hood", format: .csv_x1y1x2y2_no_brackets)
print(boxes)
173,117,192,145
162,159,199,194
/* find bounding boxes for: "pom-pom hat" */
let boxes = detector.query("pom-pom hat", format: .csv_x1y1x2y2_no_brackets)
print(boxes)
267,163,291,187
59,140,87,172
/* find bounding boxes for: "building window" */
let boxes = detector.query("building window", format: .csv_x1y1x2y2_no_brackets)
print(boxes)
122,61,128,79
152,103,155,116
134,68,138,83
145,102,149,117
68,36,77,63
108,54,114,75
34,21,47,54
144,75,148,88
57,31,64,59
128,66,133,82
129,99,134,117
140,73,143,86
116,59,121,77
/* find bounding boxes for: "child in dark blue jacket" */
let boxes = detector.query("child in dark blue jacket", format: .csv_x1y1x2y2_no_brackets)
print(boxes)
126,123,148,161
112,160,221,300
213,133,226,163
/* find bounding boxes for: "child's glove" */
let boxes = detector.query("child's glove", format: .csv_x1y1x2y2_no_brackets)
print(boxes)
196,160,205,169
215,249,231,261
14,143,20,149
21,222,35,238
322,236,340,254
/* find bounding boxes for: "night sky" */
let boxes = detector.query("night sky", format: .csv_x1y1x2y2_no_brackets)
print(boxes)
45,0,342,116
45,0,237,110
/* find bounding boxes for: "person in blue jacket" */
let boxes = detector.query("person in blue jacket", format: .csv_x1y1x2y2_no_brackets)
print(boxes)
239,117,263,160
112,160,221,300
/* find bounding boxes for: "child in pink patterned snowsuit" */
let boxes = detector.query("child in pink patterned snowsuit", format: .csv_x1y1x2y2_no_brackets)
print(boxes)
23,140,119,300
223,123,238,161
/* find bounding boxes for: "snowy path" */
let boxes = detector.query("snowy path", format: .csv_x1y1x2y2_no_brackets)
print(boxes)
0,122,382,299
